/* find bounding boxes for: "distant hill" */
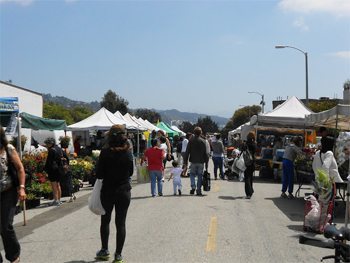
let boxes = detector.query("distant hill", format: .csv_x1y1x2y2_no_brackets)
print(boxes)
43,94,100,111
156,109,228,127
43,94,229,126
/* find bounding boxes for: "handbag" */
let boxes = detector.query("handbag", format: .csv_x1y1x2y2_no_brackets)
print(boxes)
236,153,247,172
88,179,106,215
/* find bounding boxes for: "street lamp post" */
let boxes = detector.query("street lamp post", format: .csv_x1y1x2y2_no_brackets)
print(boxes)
248,91,265,113
275,45,309,106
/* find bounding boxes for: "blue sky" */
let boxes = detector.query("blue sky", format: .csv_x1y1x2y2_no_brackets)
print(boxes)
1,0,349,118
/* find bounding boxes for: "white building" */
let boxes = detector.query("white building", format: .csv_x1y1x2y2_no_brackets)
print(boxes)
0,80,43,117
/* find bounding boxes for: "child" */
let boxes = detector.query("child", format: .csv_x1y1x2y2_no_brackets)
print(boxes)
168,160,182,195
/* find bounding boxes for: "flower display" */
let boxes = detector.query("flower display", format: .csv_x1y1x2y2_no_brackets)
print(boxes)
21,151,96,203
92,150,101,159
22,152,48,175
69,157,94,180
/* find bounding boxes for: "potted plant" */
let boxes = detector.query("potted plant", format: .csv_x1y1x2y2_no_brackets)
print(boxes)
27,181,43,198
10,135,27,151
25,193,41,209
72,178,81,193
40,181,53,200
59,136,71,149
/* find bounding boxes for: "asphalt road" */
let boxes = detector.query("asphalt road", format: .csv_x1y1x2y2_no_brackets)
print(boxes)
1,162,346,263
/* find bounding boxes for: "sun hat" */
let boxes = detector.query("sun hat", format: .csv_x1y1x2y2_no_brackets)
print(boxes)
44,137,55,145
109,124,126,136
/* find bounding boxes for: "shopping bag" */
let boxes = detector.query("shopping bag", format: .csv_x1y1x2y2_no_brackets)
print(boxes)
137,165,150,183
88,179,105,215
232,158,240,174
238,171,245,182
202,170,211,191
236,153,247,172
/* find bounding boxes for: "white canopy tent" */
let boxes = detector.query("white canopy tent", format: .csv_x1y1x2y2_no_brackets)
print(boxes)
254,96,313,129
114,111,140,130
123,113,148,131
67,107,127,131
137,118,159,131
144,119,161,131
171,125,186,136
305,104,350,131
229,122,250,136
130,114,149,131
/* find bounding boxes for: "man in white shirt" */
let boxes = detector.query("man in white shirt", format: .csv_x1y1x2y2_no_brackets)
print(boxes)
181,133,191,161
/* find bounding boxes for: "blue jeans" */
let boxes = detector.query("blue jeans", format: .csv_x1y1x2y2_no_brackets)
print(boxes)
189,163,204,192
282,159,294,193
149,170,163,196
212,156,224,178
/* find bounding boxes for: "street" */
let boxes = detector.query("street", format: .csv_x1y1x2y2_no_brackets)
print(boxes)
1,162,346,263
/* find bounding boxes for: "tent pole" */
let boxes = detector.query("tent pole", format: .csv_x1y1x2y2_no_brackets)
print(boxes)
137,129,140,158
17,114,22,160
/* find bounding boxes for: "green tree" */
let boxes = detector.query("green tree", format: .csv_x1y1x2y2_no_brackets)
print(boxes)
231,105,261,129
308,100,338,113
179,121,194,134
44,102,74,125
196,116,219,134
43,103,93,125
134,108,161,123
221,119,234,138
100,89,129,114
70,106,94,123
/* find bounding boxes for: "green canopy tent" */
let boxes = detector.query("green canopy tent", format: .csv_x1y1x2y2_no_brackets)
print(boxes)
20,112,67,130
156,121,179,137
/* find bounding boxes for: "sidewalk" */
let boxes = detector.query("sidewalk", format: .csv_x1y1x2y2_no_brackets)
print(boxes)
12,183,94,227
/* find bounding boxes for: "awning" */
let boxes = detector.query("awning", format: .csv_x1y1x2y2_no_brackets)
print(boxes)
20,112,67,130
305,104,350,131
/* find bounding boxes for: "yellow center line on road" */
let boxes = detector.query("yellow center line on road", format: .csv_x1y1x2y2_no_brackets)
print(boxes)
206,216,217,252
213,181,220,192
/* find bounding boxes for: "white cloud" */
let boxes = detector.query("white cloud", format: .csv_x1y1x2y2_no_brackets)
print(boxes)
329,51,350,59
0,0,33,6
279,0,350,18
293,17,309,31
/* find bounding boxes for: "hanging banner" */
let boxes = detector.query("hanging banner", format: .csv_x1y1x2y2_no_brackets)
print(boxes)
5,113,18,136
0,97,19,113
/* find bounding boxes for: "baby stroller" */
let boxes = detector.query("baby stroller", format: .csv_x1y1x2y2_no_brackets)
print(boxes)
224,149,240,180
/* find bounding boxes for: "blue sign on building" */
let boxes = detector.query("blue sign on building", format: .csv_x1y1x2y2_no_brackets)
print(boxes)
0,97,19,112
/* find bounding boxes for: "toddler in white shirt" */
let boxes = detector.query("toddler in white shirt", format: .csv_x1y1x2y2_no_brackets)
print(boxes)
168,160,182,195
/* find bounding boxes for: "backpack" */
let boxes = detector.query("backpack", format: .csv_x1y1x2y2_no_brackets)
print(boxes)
51,146,69,174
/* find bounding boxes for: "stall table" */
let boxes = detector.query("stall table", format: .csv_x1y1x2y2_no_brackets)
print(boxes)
295,170,315,197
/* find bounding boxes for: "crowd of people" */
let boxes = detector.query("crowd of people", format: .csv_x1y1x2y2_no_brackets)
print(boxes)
1,123,348,263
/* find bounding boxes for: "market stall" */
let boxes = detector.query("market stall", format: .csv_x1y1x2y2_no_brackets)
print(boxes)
305,104,350,227
156,121,179,138
244,97,315,181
